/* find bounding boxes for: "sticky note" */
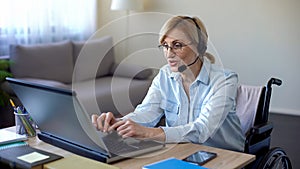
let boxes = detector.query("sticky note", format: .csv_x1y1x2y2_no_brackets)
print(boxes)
17,152,50,163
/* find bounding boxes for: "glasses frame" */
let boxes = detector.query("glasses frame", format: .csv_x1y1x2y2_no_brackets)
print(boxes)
158,41,193,53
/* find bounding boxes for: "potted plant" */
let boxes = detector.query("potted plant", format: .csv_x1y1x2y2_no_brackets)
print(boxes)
0,59,13,107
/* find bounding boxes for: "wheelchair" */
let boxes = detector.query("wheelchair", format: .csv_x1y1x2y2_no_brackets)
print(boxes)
236,78,292,169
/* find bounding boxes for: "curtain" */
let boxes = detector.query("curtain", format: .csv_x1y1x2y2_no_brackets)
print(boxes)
0,0,97,56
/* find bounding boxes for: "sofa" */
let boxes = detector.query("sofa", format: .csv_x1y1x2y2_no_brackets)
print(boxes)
1,35,154,118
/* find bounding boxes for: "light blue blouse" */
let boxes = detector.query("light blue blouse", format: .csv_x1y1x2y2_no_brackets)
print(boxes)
123,58,245,152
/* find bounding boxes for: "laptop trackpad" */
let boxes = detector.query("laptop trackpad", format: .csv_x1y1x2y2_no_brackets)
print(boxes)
123,137,141,145
102,131,140,146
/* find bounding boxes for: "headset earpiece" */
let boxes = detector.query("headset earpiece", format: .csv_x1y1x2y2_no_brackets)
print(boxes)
179,16,207,55
196,28,207,55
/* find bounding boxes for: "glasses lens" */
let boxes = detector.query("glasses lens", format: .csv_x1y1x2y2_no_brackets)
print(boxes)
173,42,184,50
163,44,170,50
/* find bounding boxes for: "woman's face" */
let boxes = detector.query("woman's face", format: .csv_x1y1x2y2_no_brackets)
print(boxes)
161,27,198,72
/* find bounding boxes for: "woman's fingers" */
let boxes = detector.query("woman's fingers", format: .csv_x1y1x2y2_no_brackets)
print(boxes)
116,120,142,138
92,114,105,130
91,112,116,132
91,114,99,128
96,113,107,131
108,120,126,132
103,112,115,132
92,114,165,141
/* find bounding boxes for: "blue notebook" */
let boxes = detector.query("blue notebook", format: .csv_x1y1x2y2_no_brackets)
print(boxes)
143,158,208,169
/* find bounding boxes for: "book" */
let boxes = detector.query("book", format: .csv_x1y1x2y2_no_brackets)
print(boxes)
143,157,208,169
0,129,27,145
0,144,63,169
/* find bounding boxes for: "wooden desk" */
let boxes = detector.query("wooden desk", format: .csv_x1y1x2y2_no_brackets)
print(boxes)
5,127,255,169
112,143,255,169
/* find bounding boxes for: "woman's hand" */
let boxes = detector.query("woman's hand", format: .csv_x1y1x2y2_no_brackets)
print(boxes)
91,112,120,132
92,112,166,142
110,119,166,142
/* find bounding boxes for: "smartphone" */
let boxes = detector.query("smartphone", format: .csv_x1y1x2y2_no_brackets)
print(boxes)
183,150,217,166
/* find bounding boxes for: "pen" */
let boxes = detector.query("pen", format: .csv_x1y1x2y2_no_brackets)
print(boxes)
9,99,16,109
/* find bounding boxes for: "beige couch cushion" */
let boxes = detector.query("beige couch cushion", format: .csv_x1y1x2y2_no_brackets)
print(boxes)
72,36,115,82
9,41,73,83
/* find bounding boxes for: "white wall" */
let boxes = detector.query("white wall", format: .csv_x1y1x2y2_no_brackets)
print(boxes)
97,0,300,115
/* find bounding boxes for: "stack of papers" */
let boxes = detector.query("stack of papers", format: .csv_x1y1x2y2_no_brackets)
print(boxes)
0,129,27,145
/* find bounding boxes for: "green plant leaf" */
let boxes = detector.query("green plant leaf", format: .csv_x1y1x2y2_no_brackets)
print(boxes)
0,60,11,70
0,70,13,82
0,59,12,107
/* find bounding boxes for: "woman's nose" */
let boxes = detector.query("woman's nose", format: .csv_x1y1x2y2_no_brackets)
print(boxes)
166,47,175,58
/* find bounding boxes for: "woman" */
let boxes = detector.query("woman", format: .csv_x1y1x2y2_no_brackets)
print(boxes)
92,16,245,152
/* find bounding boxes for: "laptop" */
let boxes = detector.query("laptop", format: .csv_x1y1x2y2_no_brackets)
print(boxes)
6,77,165,163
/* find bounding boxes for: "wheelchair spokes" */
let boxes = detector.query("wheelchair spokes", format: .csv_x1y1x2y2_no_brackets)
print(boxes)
259,147,292,169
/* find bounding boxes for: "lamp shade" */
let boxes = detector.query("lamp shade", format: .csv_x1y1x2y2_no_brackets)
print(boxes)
110,0,144,11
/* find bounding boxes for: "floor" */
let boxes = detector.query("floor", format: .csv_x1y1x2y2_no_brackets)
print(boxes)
269,113,300,169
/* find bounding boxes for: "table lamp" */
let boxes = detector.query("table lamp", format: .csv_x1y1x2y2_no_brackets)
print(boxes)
110,0,144,12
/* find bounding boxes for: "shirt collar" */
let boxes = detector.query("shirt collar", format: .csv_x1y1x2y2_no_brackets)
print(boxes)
170,70,180,81
168,57,211,85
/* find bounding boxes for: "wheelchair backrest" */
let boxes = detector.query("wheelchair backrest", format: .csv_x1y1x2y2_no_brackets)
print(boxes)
236,85,264,135
236,78,282,136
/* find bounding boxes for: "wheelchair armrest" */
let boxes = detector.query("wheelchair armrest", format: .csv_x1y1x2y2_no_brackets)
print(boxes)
250,122,273,135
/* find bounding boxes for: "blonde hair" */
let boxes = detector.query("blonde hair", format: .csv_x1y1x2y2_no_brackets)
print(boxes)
159,16,215,63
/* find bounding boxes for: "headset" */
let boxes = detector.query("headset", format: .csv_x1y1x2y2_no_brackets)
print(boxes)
177,16,207,72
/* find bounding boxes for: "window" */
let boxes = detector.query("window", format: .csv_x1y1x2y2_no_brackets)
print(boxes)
0,0,97,56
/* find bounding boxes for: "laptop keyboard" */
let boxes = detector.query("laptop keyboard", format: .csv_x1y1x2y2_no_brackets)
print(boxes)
104,138,139,155
102,131,161,155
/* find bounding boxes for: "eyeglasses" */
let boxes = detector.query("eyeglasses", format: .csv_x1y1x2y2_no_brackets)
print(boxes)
158,42,192,53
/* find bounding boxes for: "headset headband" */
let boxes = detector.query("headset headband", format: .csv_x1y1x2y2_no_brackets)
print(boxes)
179,16,201,31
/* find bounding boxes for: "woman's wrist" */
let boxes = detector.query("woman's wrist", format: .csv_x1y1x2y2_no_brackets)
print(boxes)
146,127,166,142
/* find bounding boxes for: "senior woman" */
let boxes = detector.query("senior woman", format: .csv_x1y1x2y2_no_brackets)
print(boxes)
92,15,245,152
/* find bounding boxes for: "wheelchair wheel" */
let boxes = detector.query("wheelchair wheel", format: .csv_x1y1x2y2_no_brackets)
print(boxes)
257,147,292,169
